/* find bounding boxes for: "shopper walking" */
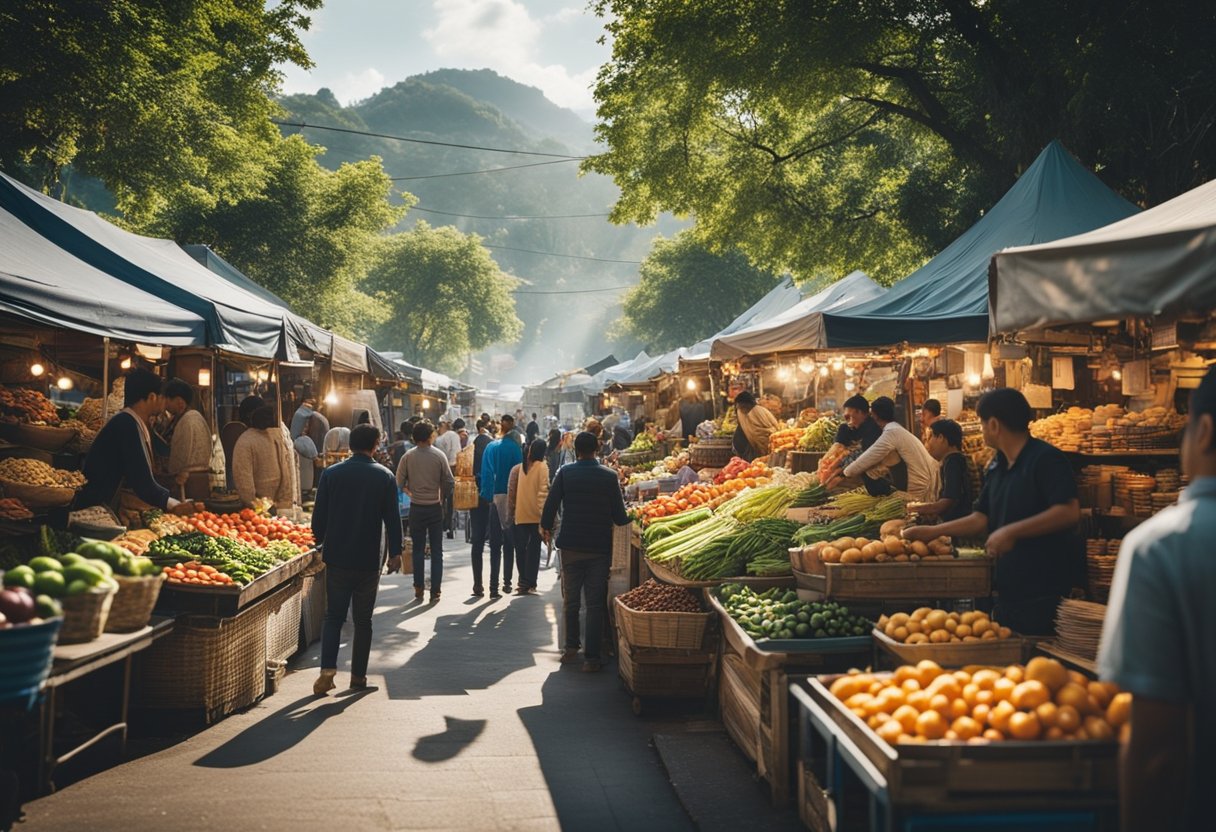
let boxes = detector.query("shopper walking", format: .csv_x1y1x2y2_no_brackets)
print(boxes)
544,429,563,482
469,418,497,597
541,431,629,672
433,419,462,538
481,419,523,596
397,421,455,603
508,439,550,594
311,424,403,694
526,413,540,444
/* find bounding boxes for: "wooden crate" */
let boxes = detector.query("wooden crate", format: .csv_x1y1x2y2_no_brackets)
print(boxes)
872,627,1026,668
708,591,872,673
614,597,712,650
617,633,714,705
793,559,992,601
801,675,1119,809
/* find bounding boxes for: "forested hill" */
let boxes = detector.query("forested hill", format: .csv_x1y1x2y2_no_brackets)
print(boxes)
279,69,682,383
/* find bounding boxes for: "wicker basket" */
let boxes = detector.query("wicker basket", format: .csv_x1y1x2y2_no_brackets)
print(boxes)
137,594,274,723
0,422,78,452
265,579,304,662
689,438,734,469
105,574,165,633
0,476,75,508
59,585,117,644
454,477,479,510
614,596,712,650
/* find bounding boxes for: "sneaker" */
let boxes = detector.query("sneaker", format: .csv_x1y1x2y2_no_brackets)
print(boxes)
559,648,581,664
581,659,603,673
313,669,336,695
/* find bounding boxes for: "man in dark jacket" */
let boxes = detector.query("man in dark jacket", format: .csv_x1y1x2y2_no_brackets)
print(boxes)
541,431,629,672
312,424,403,694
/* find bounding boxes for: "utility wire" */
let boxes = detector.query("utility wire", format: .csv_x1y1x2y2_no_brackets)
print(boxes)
390,159,582,180
273,119,586,159
481,243,642,264
412,206,612,220
512,285,637,295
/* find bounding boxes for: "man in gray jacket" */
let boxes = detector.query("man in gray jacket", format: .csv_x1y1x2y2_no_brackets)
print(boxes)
397,421,455,602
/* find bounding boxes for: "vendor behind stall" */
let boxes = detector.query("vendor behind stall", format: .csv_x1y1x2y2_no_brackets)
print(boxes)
907,418,972,521
731,391,781,461
159,377,212,500
77,369,198,516
232,405,298,510
903,388,1083,635
823,395,897,496
832,396,937,502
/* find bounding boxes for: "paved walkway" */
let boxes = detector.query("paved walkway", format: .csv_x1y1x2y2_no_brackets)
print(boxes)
22,542,697,832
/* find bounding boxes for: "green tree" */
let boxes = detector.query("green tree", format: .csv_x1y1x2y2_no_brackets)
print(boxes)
620,231,780,352
364,223,523,374
0,0,320,219
588,1,1216,283
141,136,406,342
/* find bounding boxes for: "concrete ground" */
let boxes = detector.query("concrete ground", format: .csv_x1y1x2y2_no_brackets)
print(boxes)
20,540,729,832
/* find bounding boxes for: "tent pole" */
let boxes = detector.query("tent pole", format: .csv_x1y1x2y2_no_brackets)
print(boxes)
274,360,283,426
101,337,110,424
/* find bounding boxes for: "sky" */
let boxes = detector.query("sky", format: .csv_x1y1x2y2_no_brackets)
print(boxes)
279,0,613,117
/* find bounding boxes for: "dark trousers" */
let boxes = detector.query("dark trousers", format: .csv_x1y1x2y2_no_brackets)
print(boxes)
469,499,492,590
443,489,454,533
409,503,445,591
321,566,380,677
490,508,514,588
560,554,610,660
514,522,542,589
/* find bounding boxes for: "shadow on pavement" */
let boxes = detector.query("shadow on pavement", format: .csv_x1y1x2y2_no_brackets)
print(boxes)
192,688,375,768
412,716,487,763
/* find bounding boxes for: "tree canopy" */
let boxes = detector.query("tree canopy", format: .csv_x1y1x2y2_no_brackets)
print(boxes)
619,231,780,353
587,0,1216,284
364,223,523,374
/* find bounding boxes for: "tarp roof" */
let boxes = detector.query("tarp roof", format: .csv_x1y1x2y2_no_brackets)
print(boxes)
990,177,1216,333
617,347,687,386
0,204,208,345
366,348,405,383
817,142,1140,348
0,172,304,359
683,276,803,361
568,350,650,396
710,271,884,359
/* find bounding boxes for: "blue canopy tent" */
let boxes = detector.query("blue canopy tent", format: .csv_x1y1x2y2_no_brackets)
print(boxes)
0,173,307,360
817,142,1140,348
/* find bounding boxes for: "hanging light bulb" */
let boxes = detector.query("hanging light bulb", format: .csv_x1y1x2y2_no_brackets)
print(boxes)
967,372,982,388
421,398,431,410
324,389,339,406
685,378,697,391
119,356,132,370
832,358,844,372
56,376,73,391
819,366,829,378
197,368,211,387
798,357,814,375
776,365,791,381
1111,368,1123,381
982,354,995,381
29,362,45,377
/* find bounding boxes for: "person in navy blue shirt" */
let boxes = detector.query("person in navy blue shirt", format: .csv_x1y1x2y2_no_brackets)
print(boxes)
311,424,403,695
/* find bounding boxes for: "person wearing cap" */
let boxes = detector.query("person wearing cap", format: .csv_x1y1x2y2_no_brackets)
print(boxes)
903,388,1083,634
731,391,781,461
1097,367,1216,832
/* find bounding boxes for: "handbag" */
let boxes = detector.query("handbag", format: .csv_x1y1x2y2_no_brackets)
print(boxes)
453,477,479,510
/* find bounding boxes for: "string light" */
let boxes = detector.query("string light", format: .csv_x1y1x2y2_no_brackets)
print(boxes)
776,366,791,381
685,379,697,391
56,376,73,391
845,366,855,378
819,366,829,378
832,358,844,372
967,372,982,388
421,398,431,410
324,390,339,406
1112,369,1123,381
29,363,45,377
119,356,132,370
197,368,211,387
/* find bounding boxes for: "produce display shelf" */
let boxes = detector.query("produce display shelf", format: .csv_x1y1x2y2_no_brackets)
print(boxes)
793,558,992,601
154,548,319,616
872,627,1027,668
707,591,872,673
794,675,1119,812
645,557,794,591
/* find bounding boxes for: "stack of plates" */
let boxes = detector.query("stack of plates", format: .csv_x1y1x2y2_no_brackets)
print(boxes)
1054,599,1109,661
1155,468,1181,492
1085,539,1121,603
1114,472,1156,516
1150,492,1178,513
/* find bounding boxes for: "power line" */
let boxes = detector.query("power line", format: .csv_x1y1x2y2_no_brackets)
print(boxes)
412,206,612,220
273,119,585,159
482,243,643,264
513,285,637,295
390,159,582,180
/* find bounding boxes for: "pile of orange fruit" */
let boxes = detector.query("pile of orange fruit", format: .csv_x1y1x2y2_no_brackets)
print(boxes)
829,657,1130,745
186,508,315,551
637,469,772,524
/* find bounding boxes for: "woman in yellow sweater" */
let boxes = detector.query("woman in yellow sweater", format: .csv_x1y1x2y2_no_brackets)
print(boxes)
508,439,550,595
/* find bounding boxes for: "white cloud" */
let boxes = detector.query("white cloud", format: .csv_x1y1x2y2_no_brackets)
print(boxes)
332,67,387,105
423,0,597,113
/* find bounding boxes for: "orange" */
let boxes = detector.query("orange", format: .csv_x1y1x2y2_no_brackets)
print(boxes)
1055,683,1090,712
927,675,961,702
952,716,983,741
1056,704,1081,733
845,692,875,710
1105,692,1132,728
876,718,903,744
971,669,1001,690
992,677,1017,703
951,670,972,685
974,689,995,707
929,694,953,718
962,683,981,707
892,704,920,734
988,700,1017,734
972,703,992,725
1035,701,1060,728
915,659,943,688
1008,711,1041,740
1084,716,1114,741
982,728,1005,742
1004,664,1025,683
906,691,931,712
901,678,922,693
949,698,970,720
1067,670,1090,688
916,709,948,740
1044,725,1065,741
1026,657,1069,692
1011,680,1051,710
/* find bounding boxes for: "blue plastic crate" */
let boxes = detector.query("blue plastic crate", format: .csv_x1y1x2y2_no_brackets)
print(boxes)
0,616,62,710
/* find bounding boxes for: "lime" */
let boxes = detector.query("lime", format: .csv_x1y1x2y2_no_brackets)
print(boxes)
3,565,36,589
28,556,63,574
65,579,91,596
63,564,105,587
87,559,113,578
35,594,62,618
33,571,66,598
59,553,87,567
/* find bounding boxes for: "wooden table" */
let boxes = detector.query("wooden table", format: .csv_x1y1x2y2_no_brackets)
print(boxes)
38,617,175,793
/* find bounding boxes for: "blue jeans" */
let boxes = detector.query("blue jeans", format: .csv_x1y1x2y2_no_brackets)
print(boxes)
409,503,445,591
321,566,380,677
514,522,542,589
469,499,493,591
490,507,514,588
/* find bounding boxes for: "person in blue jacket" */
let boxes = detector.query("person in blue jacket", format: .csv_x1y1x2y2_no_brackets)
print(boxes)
479,418,523,598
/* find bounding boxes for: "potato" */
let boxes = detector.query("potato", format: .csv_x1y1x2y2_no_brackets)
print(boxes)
910,541,930,558
875,552,890,563
906,632,929,645
884,537,905,556
879,519,906,538
894,554,910,562
821,546,842,564
841,548,863,564
836,537,856,550
854,537,871,549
